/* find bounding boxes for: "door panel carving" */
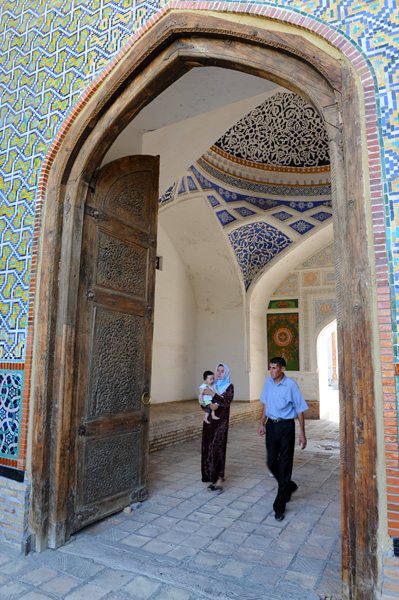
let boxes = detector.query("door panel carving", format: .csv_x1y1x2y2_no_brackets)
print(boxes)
88,309,144,416
97,232,147,297
67,155,159,539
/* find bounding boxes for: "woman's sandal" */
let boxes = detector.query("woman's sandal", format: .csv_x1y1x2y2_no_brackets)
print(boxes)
207,484,216,491
213,485,223,493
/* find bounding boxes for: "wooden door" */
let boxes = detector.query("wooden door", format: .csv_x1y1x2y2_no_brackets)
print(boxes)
67,155,159,538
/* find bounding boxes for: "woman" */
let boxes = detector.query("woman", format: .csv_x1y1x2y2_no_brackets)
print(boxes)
201,363,234,492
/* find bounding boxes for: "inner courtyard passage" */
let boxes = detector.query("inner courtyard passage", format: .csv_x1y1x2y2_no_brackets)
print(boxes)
0,418,341,600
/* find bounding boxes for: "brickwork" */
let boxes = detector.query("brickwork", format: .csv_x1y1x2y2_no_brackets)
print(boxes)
306,400,320,419
149,399,318,453
0,477,30,553
150,401,264,452
383,555,399,597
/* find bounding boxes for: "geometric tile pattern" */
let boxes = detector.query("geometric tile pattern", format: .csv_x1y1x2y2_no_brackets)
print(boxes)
208,196,220,207
272,211,293,221
311,211,333,222
289,220,315,235
272,273,300,296
300,243,335,268
315,298,337,329
207,195,220,207
0,370,23,458
228,222,292,289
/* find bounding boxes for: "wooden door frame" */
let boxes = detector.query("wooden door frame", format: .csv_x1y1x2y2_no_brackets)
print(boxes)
29,12,381,597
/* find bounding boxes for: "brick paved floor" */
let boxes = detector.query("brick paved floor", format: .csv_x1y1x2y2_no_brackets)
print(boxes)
0,419,341,600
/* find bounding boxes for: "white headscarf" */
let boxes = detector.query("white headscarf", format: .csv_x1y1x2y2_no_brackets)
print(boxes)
214,363,231,395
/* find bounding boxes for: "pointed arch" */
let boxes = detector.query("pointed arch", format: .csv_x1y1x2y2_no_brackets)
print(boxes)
27,10,388,598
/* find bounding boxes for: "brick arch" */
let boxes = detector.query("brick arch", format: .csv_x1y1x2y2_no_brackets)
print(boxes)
27,9,389,598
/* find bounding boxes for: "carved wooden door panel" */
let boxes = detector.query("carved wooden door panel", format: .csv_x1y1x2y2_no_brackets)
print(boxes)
67,155,159,538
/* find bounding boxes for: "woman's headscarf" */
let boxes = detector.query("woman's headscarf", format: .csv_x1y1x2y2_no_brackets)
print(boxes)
214,363,231,395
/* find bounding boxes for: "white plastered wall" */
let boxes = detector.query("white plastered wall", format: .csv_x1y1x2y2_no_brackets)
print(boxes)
151,224,196,403
152,195,248,403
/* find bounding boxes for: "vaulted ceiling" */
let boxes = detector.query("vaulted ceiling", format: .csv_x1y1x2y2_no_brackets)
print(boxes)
160,91,332,292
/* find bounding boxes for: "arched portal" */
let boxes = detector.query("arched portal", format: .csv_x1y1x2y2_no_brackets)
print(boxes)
28,11,383,598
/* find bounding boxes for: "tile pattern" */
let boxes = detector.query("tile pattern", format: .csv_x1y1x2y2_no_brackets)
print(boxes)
228,222,292,290
197,159,332,197
267,312,300,370
0,371,23,458
315,298,337,329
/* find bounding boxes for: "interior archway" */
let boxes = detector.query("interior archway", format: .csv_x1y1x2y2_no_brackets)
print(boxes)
28,12,382,597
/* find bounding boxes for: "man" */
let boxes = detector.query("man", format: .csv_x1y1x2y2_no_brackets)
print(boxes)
258,356,308,521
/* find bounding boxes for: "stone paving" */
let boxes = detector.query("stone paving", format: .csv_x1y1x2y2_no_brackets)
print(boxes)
0,419,341,600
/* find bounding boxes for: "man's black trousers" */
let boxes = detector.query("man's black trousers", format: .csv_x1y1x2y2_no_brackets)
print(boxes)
265,418,295,514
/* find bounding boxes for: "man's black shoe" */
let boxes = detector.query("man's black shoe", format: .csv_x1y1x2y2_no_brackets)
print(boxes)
275,512,284,521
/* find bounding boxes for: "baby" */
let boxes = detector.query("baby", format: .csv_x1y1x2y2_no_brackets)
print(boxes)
199,370,220,424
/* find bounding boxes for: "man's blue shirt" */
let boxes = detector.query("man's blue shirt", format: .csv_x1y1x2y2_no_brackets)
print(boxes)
260,375,309,419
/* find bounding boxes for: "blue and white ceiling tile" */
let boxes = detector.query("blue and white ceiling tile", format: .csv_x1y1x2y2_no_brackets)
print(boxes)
178,179,186,195
159,90,333,293
289,220,315,235
207,195,220,207
186,176,198,191
216,210,237,226
310,211,332,222
228,222,292,290
197,158,332,197
234,207,256,218
272,211,293,221
190,165,331,214
159,183,176,205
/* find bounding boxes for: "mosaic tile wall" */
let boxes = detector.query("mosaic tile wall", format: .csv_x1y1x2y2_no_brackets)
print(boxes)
0,0,397,462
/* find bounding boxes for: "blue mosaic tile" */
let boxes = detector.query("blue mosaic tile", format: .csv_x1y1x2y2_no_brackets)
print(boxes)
196,160,332,197
234,207,256,217
186,176,198,191
273,211,293,221
207,195,220,207
216,210,236,226
0,370,23,459
159,183,176,205
289,220,315,235
178,178,186,194
191,166,332,212
310,211,333,222
228,222,292,289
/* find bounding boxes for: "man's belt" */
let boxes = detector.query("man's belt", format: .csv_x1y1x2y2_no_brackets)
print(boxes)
268,418,294,423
